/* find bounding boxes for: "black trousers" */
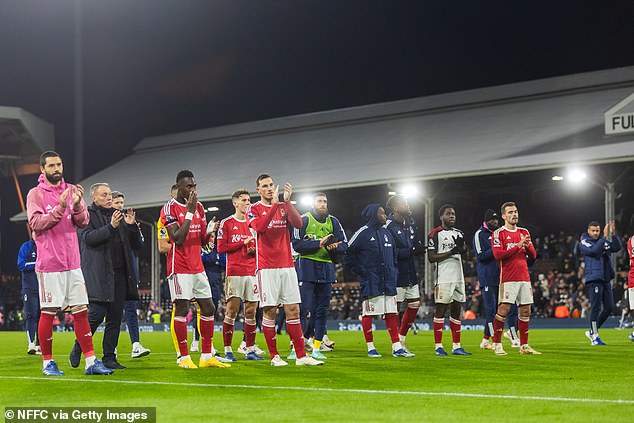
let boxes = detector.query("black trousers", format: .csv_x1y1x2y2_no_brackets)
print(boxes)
72,270,126,362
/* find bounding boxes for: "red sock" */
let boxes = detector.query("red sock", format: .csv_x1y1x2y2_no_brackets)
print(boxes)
519,317,529,345
449,318,461,344
361,315,374,343
173,316,190,357
433,318,444,344
399,303,419,337
385,313,400,344
262,318,278,358
199,315,214,354
223,317,234,348
72,309,95,359
492,315,505,343
286,319,306,358
483,334,491,340
38,312,55,361
244,319,257,348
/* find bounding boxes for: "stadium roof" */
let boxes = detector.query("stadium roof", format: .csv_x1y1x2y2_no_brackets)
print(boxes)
0,106,54,177
13,66,634,220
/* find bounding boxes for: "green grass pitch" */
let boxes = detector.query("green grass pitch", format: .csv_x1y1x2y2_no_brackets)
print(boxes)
1,328,633,422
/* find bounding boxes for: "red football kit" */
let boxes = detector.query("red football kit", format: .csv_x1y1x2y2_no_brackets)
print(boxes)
216,215,256,277
627,237,634,289
491,226,536,283
160,199,209,275
247,201,303,269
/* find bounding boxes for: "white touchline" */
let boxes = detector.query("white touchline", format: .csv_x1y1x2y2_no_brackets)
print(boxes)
0,376,633,405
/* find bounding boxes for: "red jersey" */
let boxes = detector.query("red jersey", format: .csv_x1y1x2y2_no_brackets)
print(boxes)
216,215,256,277
491,226,536,283
627,236,634,288
247,201,303,270
160,199,209,275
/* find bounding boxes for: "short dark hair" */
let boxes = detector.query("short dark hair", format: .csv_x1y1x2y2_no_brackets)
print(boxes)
111,191,124,199
588,220,601,228
40,151,60,167
387,195,405,211
231,189,250,200
438,203,454,217
256,173,271,187
176,170,194,183
501,202,516,214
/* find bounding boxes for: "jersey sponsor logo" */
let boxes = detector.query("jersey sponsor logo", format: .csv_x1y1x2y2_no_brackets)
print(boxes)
231,234,243,243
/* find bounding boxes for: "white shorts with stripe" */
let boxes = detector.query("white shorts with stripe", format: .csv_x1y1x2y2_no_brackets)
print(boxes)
169,272,212,301
362,295,398,316
499,281,533,306
396,284,420,302
628,287,634,309
226,275,260,302
37,268,89,309
434,282,466,304
257,268,301,307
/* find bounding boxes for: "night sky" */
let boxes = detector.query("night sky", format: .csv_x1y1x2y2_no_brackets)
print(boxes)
1,1,634,272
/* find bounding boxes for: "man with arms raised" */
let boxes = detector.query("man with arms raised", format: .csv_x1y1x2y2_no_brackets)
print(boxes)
491,202,541,355
26,151,112,376
160,170,230,369
248,174,323,366
217,189,263,361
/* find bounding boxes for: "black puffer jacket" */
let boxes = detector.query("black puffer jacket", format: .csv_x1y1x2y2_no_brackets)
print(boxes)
78,203,143,302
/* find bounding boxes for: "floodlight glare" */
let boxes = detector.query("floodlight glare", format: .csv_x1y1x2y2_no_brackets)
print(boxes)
300,195,312,206
567,169,587,184
551,175,564,181
207,206,219,212
400,184,419,199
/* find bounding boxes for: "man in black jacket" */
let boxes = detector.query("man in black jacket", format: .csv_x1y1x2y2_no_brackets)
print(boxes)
69,183,143,369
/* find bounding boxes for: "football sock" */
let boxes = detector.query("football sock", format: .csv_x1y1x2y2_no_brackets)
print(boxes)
492,314,505,344
314,339,321,351
199,315,214,354
173,316,190,358
72,309,95,359
38,311,55,361
385,313,400,344
433,317,444,345
223,316,235,349
262,318,278,358
286,319,306,359
449,317,461,344
399,302,419,337
519,316,530,345
366,342,375,352
361,315,374,343
244,319,257,349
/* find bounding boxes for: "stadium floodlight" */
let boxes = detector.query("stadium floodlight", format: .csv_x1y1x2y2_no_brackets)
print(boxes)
400,184,420,199
551,175,564,181
300,194,313,206
387,191,397,196
290,200,297,205
566,168,587,184
207,206,219,212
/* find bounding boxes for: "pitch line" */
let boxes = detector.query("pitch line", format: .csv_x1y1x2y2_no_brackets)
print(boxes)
0,376,633,405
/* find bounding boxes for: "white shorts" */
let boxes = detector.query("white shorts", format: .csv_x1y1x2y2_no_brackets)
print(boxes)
169,272,212,301
226,275,259,302
396,284,420,302
628,287,634,309
434,282,466,304
499,281,533,306
37,268,89,309
257,268,301,307
362,295,398,316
